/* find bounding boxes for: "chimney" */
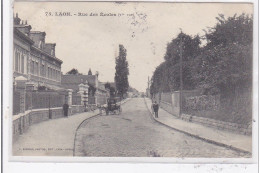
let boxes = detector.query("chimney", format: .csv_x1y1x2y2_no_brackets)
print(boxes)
29,31,46,48
14,13,21,25
44,43,56,56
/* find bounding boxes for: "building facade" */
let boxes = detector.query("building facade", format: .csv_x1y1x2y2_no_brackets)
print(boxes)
61,72,109,105
13,13,63,90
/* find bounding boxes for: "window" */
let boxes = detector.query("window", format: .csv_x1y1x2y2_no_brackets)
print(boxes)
30,61,33,74
17,53,20,72
48,67,50,78
21,55,24,73
35,62,38,76
15,52,19,72
41,64,45,77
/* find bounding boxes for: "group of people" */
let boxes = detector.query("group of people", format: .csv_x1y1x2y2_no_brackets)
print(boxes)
151,100,159,118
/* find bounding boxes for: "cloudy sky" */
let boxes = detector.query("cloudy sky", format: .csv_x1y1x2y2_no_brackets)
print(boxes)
14,2,253,92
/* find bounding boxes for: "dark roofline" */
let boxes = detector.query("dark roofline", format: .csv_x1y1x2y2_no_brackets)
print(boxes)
14,28,34,45
30,31,46,36
14,24,32,29
45,43,56,45
31,45,63,64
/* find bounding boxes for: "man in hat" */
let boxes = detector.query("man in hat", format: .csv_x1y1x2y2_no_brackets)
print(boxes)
153,101,159,118
63,101,69,118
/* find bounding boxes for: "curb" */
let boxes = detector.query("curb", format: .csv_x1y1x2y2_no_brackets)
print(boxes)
143,98,251,156
73,98,131,156
73,112,101,156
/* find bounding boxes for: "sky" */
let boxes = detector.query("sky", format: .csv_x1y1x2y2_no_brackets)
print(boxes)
14,2,253,92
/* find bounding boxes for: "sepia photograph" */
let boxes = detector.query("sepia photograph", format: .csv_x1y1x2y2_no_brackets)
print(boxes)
10,1,255,160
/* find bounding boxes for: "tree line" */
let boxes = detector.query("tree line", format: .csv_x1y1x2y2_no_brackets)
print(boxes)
150,13,253,100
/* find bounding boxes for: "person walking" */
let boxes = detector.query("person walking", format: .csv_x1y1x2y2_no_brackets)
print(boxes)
153,101,159,118
63,102,69,117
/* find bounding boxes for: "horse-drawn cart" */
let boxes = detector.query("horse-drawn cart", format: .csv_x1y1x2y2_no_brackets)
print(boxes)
102,97,122,115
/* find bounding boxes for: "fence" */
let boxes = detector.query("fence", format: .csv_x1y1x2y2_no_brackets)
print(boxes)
88,96,96,105
72,94,82,105
153,89,252,129
25,90,67,111
13,91,21,115
153,90,201,116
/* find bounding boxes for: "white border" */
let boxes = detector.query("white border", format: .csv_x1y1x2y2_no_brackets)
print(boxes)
2,0,259,172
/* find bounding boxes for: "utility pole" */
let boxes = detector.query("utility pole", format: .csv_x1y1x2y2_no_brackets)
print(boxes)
179,30,183,117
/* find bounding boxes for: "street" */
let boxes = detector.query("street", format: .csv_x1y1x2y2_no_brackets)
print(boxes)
74,98,247,157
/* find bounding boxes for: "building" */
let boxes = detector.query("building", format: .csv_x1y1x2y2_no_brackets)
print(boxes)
61,72,109,105
13,13,63,90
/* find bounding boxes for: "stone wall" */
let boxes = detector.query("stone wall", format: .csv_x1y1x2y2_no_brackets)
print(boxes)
153,90,251,135
181,114,252,135
12,106,85,142
184,95,220,111
154,90,202,117
159,101,179,116
71,105,85,115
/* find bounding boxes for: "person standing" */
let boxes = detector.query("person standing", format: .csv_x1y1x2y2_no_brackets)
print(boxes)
153,101,159,118
63,102,69,117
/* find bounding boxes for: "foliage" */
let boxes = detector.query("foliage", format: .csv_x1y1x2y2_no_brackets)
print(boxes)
205,13,253,48
104,82,110,89
66,68,82,75
150,14,253,98
193,13,253,96
115,45,129,98
88,84,96,96
150,13,253,124
105,82,116,97
150,33,201,94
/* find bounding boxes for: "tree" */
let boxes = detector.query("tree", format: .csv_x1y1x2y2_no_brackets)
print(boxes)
105,82,116,97
66,68,82,75
190,14,253,124
150,32,201,95
192,14,253,96
88,84,96,96
114,45,129,98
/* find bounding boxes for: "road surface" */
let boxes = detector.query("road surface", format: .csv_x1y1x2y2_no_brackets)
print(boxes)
74,98,247,157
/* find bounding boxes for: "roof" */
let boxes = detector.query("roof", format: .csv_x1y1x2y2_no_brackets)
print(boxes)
31,46,63,64
61,74,97,87
13,28,34,45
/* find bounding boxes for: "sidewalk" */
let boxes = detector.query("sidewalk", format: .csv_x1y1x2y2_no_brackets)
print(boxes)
13,98,131,156
12,110,100,156
145,98,252,153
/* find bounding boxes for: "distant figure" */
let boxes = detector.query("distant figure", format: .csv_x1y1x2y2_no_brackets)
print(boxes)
153,101,159,118
63,103,69,117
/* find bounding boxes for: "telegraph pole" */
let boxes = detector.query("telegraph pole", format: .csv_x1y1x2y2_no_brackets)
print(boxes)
179,30,183,117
